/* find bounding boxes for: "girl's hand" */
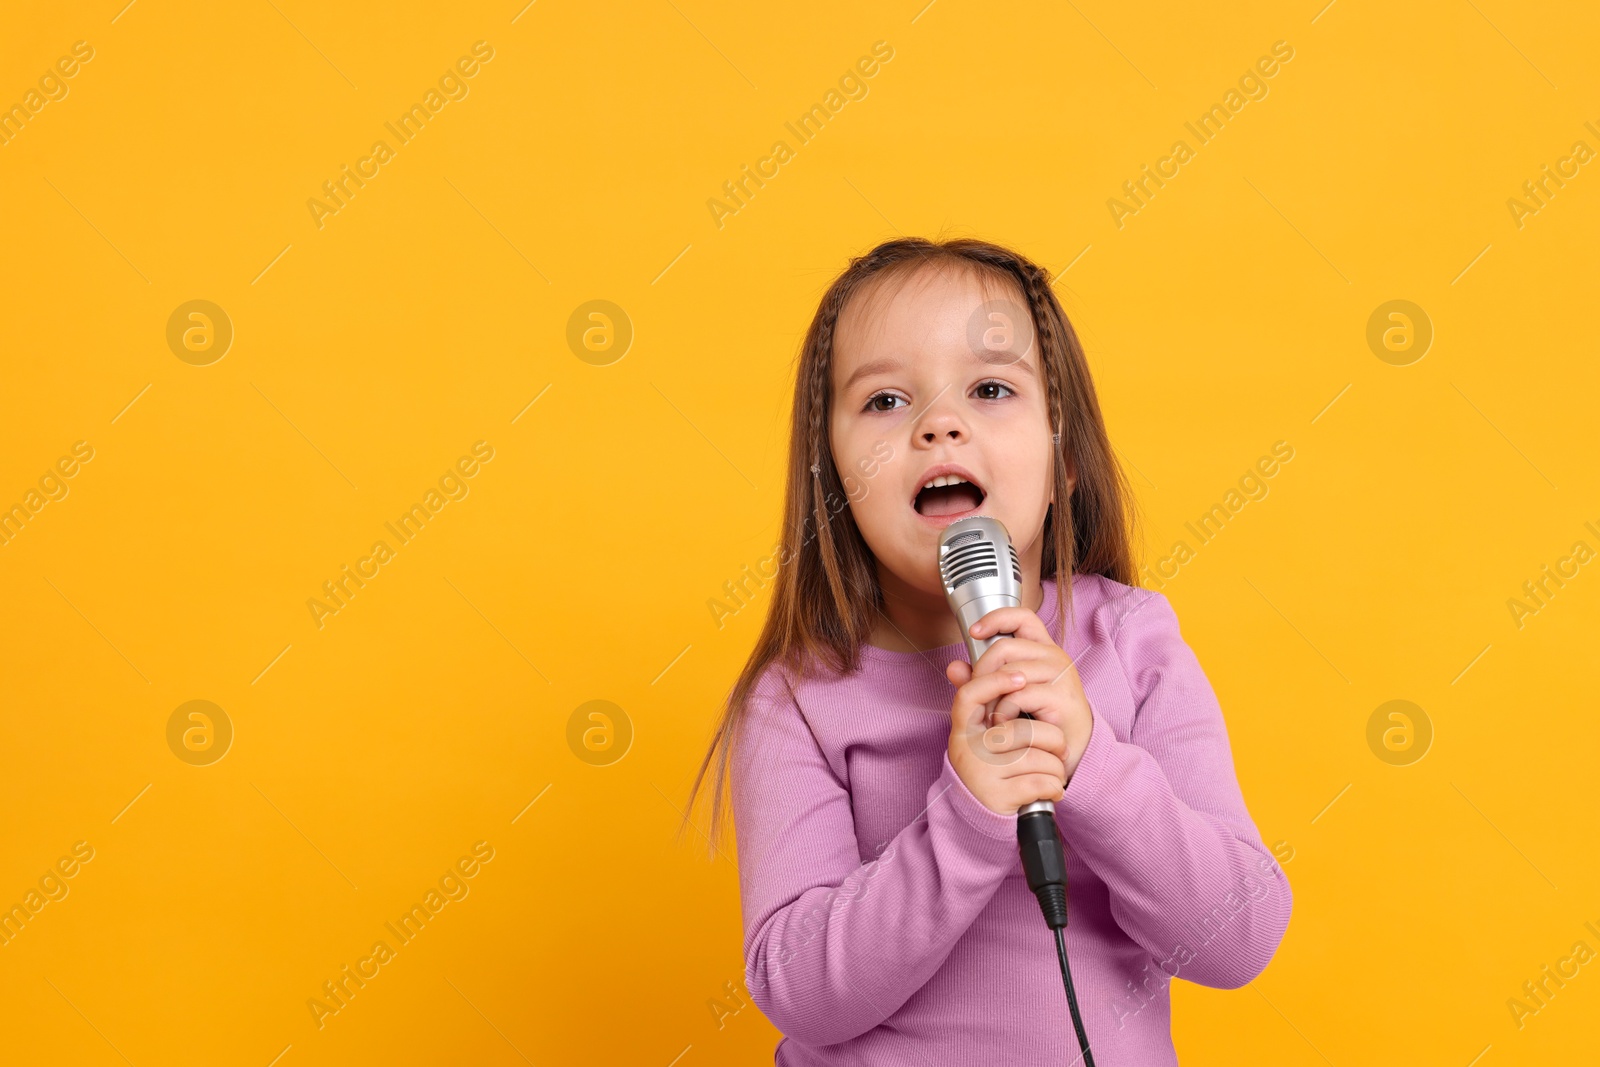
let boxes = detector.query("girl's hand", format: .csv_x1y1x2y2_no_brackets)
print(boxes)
946,667,1069,815
945,607,1095,781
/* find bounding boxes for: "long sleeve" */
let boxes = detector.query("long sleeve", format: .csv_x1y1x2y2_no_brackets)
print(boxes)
729,669,1020,1047
1056,588,1292,988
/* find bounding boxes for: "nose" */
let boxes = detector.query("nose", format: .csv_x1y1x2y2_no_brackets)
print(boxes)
912,388,968,447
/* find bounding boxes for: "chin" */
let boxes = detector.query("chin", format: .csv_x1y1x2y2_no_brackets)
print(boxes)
885,557,947,599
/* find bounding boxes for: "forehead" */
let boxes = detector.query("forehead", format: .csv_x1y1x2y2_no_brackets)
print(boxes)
832,263,1033,381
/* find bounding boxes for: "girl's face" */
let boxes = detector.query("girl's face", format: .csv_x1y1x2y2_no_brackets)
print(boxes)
829,266,1072,600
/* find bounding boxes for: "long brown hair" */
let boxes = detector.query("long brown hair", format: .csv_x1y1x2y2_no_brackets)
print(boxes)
682,236,1140,849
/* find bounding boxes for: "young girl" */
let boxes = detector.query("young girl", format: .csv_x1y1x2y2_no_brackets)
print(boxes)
686,237,1291,1065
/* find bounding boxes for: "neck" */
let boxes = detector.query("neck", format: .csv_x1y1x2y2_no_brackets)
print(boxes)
868,553,1047,653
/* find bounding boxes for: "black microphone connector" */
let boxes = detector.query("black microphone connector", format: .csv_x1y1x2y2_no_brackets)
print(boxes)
1018,809,1069,929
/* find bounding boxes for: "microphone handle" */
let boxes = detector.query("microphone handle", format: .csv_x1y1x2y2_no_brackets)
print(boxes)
964,628,1054,818
954,595,1070,931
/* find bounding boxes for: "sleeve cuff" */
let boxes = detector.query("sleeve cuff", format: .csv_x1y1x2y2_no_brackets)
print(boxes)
1058,703,1117,818
935,751,1019,842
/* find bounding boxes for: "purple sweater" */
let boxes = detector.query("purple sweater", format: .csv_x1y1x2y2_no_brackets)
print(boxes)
730,574,1292,1065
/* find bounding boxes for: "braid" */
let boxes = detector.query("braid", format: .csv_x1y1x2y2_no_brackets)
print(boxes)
1017,263,1064,430
808,309,833,476
1016,261,1078,635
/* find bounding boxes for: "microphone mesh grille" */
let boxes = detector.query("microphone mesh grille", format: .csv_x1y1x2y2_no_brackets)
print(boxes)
940,538,1000,588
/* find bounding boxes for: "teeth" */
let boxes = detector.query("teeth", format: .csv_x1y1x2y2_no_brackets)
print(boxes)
922,475,970,489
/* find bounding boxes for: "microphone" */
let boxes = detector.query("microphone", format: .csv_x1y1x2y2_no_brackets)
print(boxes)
938,516,1069,930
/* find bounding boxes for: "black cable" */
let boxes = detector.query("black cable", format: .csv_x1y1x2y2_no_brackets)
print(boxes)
1019,811,1098,1066
1053,926,1096,1067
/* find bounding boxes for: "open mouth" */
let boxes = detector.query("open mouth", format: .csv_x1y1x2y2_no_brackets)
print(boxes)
914,473,986,517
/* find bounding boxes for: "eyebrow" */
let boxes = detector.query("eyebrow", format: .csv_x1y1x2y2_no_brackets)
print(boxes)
841,357,903,393
840,350,1038,393
974,348,1039,378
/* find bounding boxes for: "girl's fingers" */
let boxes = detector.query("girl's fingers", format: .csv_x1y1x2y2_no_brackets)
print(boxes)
971,639,1068,679
999,749,1068,806
970,607,1056,646
1000,746,1066,784
977,656,1075,697
945,659,973,687
975,717,1067,760
951,669,1028,731
1006,773,1067,808
987,679,1070,730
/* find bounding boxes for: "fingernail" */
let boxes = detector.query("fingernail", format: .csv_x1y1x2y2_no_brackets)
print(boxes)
1010,672,1025,685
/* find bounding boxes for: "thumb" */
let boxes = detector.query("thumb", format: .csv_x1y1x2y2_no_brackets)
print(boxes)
946,659,972,686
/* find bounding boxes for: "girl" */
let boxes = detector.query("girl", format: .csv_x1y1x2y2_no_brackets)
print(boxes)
686,237,1291,1065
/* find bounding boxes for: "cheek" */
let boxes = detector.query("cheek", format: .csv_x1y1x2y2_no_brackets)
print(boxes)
843,465,898,536
833,434,907,542
830,420,886,486
989,425,1055,514
860,440,912,510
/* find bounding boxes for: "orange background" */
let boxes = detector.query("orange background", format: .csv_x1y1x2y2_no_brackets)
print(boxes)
1,1,1597,1064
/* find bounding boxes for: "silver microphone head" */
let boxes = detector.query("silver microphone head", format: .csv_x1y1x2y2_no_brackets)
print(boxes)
938,516,1022,665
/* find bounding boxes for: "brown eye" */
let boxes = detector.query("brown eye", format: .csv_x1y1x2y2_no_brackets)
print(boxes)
974,381,1013,400
867,393,906,412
